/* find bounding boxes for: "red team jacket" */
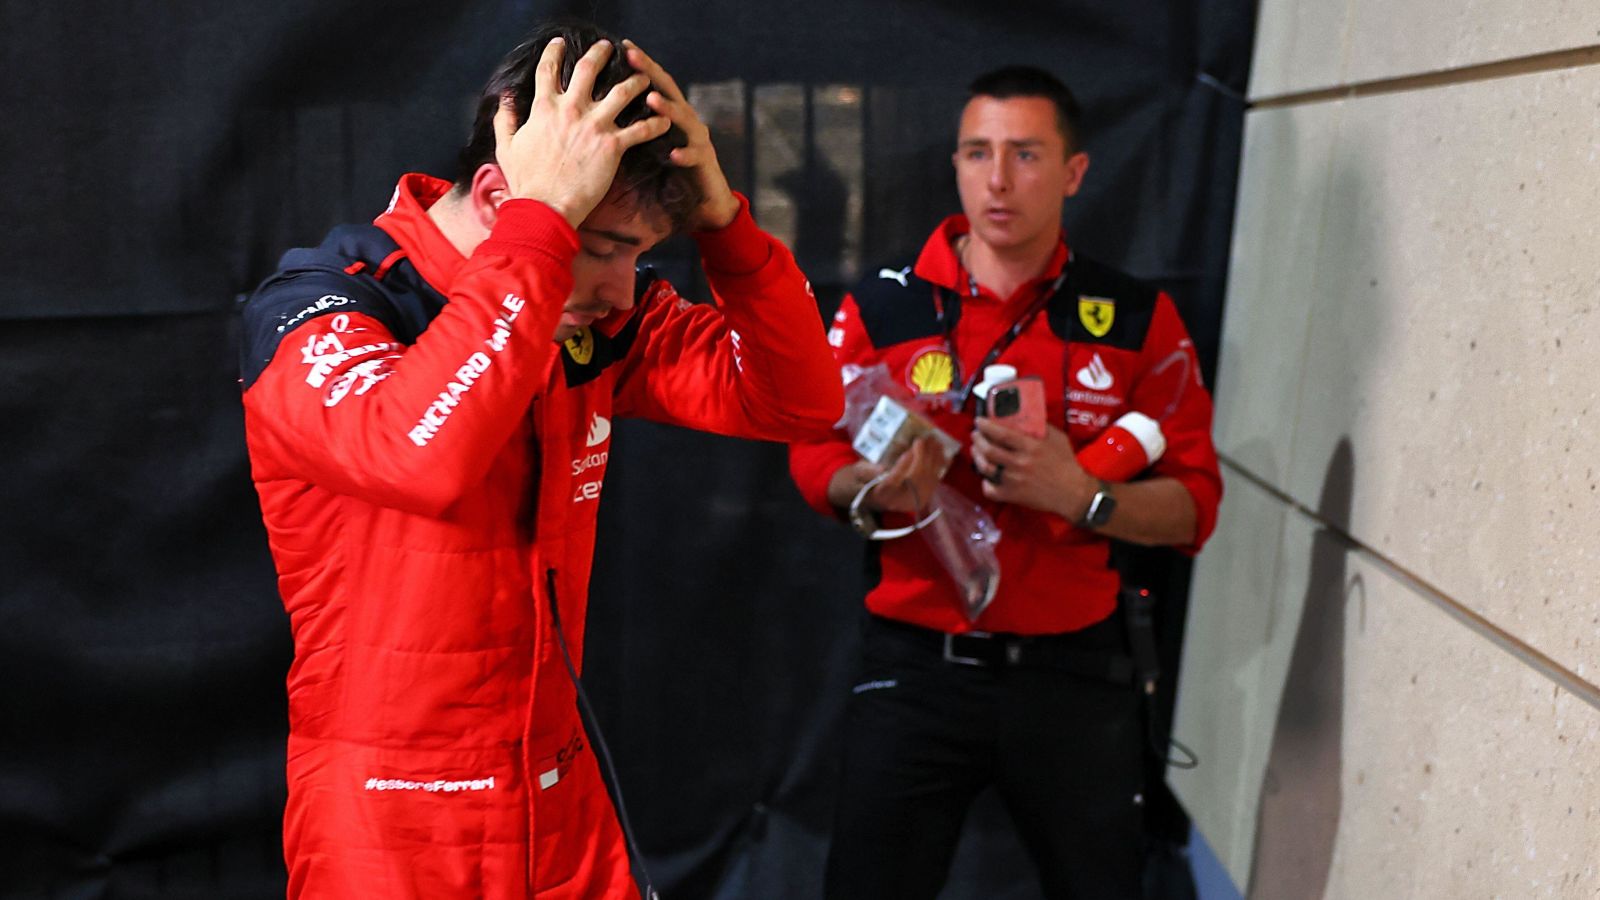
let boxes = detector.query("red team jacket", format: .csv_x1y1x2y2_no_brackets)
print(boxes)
789,216,1222,635
240,174,842,898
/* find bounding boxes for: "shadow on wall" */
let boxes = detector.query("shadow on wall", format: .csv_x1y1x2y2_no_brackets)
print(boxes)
1248,438,1353,900
1231,136,1392,897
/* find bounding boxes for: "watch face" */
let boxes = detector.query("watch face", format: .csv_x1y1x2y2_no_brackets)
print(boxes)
1088,491,1117,526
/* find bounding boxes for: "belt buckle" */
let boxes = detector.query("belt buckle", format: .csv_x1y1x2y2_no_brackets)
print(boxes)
942,632,992,667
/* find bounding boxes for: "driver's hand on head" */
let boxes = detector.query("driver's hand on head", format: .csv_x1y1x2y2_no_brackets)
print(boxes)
492,38,671,227
622,40,741,231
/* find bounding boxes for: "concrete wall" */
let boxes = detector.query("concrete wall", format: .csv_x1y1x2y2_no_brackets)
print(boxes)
1172,2,1600,896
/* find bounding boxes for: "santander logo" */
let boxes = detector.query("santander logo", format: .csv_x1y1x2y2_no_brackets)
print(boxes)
1076,353,1115,391
586,413,611,447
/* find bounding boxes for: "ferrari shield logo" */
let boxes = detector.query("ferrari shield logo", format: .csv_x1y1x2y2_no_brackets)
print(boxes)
1078,297,1115,338
564,327,595,365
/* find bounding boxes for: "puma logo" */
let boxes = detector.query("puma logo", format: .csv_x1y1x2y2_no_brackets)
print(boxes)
878,266,911,287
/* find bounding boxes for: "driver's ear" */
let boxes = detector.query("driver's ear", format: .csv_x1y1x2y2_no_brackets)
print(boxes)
470,163,510,231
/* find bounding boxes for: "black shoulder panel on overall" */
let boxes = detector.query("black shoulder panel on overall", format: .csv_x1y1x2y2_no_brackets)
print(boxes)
849,262,941,350
1046,255,1160,352
238,225,447,389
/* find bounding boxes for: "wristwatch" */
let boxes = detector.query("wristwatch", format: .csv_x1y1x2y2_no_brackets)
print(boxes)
1078,480,1116,528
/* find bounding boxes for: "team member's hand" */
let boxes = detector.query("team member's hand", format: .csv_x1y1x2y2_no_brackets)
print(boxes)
825,434,950,514
866,434,948,514
970,417,1097,519
622,40,741,231
493,38,670,227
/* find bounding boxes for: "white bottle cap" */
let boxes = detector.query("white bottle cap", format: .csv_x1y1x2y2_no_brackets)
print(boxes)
1113,411,1166,463
982,364,1017,383
973,364,1017,400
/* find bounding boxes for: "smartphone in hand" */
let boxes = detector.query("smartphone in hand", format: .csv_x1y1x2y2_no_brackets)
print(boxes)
982,376,1046,439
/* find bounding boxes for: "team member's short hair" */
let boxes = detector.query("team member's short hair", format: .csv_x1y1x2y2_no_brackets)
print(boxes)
967,66,1085,153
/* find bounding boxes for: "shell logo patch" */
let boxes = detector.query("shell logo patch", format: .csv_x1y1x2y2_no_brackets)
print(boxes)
1078,296,1116,338
907,348,955,394
564,326,595,365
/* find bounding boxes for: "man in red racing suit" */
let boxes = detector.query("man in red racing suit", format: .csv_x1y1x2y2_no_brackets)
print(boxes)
239,25,842,899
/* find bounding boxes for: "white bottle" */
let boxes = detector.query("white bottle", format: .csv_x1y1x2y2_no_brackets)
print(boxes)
971,364,1017,414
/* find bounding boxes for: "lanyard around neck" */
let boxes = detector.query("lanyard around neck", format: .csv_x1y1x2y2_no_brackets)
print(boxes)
933,259,1072,410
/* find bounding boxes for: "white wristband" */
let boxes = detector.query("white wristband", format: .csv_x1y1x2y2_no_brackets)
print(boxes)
848,471,941,540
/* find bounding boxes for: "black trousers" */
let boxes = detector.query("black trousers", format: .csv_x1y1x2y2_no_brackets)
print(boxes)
825,615,1146,900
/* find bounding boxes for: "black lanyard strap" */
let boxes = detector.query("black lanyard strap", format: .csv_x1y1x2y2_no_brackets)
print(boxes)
934,264,1072,410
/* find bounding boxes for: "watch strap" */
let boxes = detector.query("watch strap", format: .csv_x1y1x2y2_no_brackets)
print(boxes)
1077,479,1115,528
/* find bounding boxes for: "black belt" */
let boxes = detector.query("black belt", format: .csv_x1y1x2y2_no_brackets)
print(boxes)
870,616,1136,685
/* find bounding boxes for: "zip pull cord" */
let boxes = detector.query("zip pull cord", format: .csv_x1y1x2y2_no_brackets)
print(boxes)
544,569,662,900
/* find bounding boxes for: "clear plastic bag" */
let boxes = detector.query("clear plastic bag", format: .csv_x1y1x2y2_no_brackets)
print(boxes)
839,364,959,467
920,484,1001,621
838,364,1002,622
